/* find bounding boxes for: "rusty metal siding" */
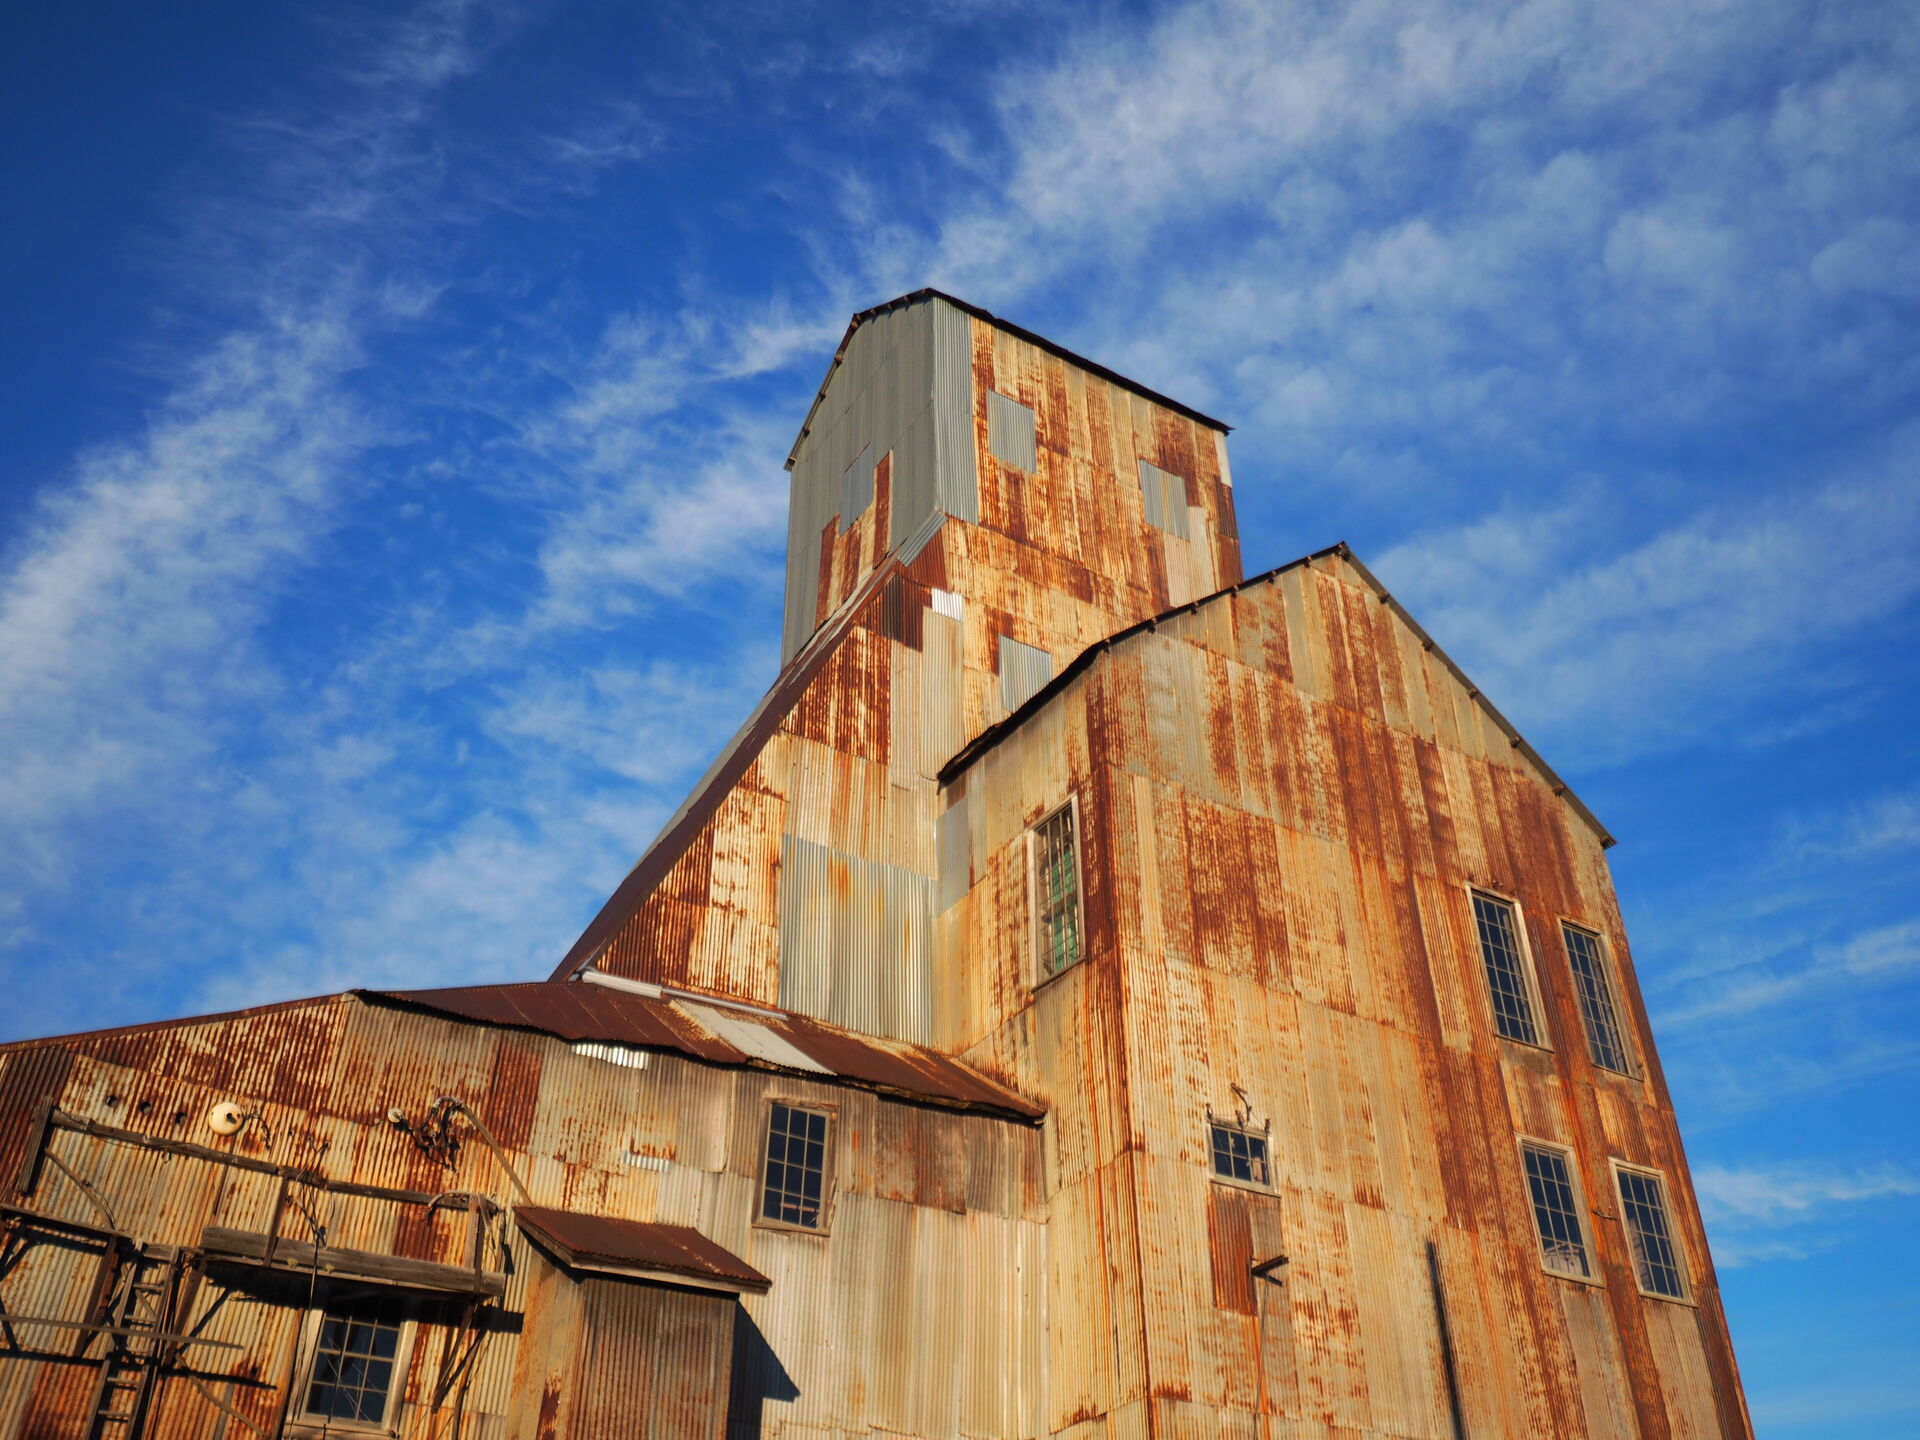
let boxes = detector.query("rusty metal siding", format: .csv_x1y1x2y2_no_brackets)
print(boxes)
0,994,1047,1440
947,549,1742,1437
575,1279,735,1440
997,635,1055,714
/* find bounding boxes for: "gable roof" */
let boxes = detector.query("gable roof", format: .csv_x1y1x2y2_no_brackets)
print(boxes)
785,289,1231,472
939,541,1614,849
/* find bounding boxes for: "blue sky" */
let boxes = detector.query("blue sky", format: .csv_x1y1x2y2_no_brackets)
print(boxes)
2,0,1915,1429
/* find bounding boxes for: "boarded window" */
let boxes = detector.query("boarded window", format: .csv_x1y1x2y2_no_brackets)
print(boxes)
1138,461,1191,539
998,635,1054,711
1472,892,1541,1045
1032,804,1083,978
987,391,1036,471
838,443,875,532
1617,1166,1688,1299
302,1295,407,1426
1520,1142,1592,1279
761,1103,830,1229
1563,924,1632,1074
1210,1122,1271,1187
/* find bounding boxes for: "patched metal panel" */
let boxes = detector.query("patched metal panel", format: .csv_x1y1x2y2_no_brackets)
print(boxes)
935,796,971,914
931,296,979,526
1139,460,1191,539
838,442,875,532
679,1004,830,1074
785,301,943,659
998,635,1054,712
777,835,933,1043
987,390,1036,473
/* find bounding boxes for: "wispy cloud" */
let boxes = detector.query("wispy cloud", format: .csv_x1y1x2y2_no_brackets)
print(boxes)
1694,1158,1919,1277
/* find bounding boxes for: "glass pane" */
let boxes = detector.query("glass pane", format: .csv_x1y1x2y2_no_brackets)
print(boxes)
1036,808,1082,976
763,1104,830,1228
304,1298,403,1423
1472,894,1539,1044
1210,1124,1270,1185
1619,1169,1687,1297
1522,1145,1590,1278
1564,925,1632,1073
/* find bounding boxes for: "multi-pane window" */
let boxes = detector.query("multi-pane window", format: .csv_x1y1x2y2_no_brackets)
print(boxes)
1032,805,1083,978
1520,1142,1593,1280
1209,1123,1271,1187
302,1295,406,1426
1563,924,1632,1074
1472,892,1541,1045
1617,1166,1689,1299
761,1103,831,1229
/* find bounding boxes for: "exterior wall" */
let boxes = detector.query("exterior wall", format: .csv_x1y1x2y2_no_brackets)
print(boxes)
939,551,1750,1437
0,998,1044,1439
587,302,1238,1052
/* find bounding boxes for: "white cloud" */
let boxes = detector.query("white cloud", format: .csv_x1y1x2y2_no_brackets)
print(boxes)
1696,1161,1920,1230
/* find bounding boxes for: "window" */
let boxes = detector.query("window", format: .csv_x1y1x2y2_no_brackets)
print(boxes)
1519,1141,1594,1280
1209,1123,1271,1187
1471,892,1542,1045
300,1293,409,1429
987,391,1036,471
1615,1165,1689,1300
1562,924,1632,1074
760,1102,831,1230
1031,803,1084,978
1138,461,1191,539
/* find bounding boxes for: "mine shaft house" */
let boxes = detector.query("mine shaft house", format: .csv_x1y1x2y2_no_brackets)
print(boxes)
0,292,1750,1438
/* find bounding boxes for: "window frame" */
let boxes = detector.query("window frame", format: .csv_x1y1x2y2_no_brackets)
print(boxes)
1028,797,1087,987
1610,1160,1694,1304
1560,919,1637,1077
754,1098,837,1236
1466,887,1553,1051
1206,1119,1274,1193
1515,1136,1602,1287
291,1288,417,1436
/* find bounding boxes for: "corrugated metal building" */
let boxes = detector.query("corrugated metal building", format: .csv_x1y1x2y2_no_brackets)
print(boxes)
1,291,1749,1438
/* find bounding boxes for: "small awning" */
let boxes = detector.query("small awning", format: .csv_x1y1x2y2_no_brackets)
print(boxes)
515,1206,770,1295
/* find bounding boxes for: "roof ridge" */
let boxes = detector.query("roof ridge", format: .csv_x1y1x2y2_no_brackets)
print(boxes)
936,541,1614,849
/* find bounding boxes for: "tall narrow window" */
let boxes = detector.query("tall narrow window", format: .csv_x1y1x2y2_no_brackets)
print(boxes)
1563,924,1632,1074
1032,804,1083,978
1520,1142,1593,1280
1471,892,1541,1045
1616,1166,1689,1299
1209,1122,1271,1187
301,1294,407,1426
761,1103,831,1230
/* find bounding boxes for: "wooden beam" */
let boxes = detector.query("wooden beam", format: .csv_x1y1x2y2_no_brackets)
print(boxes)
200,1227,507,1299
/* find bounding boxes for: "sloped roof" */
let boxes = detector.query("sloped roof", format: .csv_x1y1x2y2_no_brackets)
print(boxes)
785,289,1231,471
939,541,1614,849
363,979,1043,1120
514,1206,770,1293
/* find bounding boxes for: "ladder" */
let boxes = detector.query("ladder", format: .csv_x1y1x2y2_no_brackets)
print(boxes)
83,1243,183,1439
